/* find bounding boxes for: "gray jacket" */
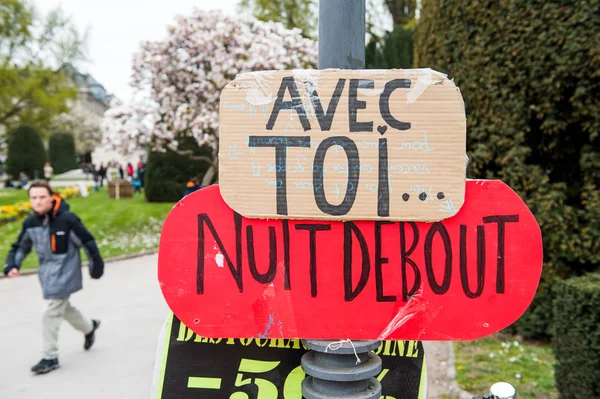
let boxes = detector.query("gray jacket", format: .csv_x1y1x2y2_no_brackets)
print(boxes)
3,195,104,299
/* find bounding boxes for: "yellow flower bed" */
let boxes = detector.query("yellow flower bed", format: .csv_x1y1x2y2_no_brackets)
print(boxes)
0,185,91,226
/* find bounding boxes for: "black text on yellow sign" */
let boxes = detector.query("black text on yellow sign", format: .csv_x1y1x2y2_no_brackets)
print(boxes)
155,314,427,399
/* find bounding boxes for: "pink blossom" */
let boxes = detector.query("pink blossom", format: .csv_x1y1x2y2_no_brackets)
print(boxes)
101,9,317,154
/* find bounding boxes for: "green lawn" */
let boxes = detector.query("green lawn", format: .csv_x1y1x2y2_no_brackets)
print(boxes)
0,189,29,206
0,188,175,270
454,333,557,399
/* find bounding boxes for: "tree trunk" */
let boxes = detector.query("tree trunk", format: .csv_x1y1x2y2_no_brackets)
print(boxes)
385,0,416,27
201,157,218,186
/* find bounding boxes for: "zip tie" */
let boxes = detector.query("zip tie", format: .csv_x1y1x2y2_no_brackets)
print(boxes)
325,339,361,365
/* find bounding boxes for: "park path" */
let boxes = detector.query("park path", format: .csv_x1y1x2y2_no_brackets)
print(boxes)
0,254,462,399
0,254,169,399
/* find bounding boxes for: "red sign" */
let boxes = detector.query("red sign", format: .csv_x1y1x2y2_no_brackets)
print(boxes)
158,180,542,341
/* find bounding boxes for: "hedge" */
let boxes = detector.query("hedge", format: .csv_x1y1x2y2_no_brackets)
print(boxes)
552,273,600,398
144,137,214,202
48,133,78,174
366,25,414,69
5,125,46,179
414,0,600,338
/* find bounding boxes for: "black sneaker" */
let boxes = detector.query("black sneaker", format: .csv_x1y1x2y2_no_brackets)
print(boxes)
31,358,59,374
84,319,101,350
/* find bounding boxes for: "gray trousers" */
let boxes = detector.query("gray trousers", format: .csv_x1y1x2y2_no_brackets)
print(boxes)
42,297,94,360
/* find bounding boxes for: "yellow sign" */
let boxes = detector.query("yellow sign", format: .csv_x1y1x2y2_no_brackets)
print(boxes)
152,314,428,398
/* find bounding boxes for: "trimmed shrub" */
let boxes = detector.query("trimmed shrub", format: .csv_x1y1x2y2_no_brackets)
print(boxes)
366,26,414,69
414,0,600,338
144,138,214,202
48,133,78,174
552,273,600,398
6,125,46,180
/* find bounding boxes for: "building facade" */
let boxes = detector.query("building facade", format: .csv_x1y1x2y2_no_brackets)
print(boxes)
60,64,146,170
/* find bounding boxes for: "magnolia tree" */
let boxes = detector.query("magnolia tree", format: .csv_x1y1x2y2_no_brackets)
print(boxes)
101,9,317,185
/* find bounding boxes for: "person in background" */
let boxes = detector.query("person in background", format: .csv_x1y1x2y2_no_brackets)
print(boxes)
132,172,143,194
106,162,118,182
91,164,99,192
183,177,200,197
126,163,134,182
18,171,28,189
98,163,107,187
3,181,104,374
44,162,53,181
136,161,145,187
81,162,90,180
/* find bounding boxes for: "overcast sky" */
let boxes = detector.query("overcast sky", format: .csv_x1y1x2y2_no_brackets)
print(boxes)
34,0,240,103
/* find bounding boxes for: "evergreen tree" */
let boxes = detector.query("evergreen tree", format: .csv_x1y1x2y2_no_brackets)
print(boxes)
48,133,78,174
415,0,599,338
6,125,46,179
144,137,214,202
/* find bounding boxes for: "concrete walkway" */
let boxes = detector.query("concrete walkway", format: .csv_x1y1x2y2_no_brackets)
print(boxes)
0,254,169,399
0,254,466,399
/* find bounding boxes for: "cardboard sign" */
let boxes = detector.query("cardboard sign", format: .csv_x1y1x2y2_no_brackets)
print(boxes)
152,314,427,399
157,180,542,341
218,68,466,222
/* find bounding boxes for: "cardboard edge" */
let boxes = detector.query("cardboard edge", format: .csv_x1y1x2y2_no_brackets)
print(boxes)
218,179,468,223
217,68,465,114
217,68,468,222
225,67,457,82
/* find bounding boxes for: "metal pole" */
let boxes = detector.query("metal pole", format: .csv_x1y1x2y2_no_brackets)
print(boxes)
318,0,366,69
300,2,380,398
301,340,382,399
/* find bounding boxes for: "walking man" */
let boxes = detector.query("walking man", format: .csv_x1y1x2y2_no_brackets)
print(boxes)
3,181,104,374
